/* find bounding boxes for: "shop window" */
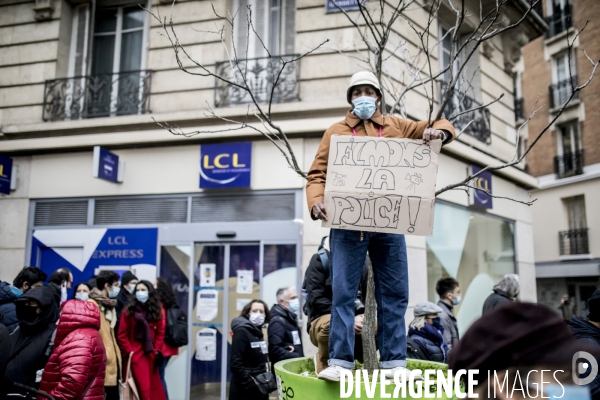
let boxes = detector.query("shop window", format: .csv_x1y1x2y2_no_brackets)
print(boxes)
426,202,516,334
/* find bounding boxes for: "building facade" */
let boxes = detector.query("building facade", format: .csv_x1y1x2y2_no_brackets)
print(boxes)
521,0,600,318
0,0,543,398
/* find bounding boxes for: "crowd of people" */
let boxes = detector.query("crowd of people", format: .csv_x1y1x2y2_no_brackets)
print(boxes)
0,267,186,400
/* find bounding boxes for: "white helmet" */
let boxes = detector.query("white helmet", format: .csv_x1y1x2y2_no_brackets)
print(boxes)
347,71,381,103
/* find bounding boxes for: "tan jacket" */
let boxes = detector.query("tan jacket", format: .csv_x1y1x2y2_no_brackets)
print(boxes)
306,110,455,215
89,298,122,387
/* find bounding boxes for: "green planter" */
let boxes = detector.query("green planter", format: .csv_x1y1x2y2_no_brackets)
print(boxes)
274,358,457,399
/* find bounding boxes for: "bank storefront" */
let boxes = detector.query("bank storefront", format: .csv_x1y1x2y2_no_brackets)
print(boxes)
20,138,531,400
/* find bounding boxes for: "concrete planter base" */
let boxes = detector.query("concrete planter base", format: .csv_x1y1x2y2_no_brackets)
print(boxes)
274,358,456,399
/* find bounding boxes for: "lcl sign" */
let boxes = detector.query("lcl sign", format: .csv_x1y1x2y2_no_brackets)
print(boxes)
469,165,493,209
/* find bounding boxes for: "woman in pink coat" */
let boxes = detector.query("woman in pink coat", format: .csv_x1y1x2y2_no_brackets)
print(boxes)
38,299,106,400
117,280,166,400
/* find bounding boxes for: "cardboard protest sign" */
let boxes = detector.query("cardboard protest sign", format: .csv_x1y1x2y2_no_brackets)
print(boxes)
321,135,442,236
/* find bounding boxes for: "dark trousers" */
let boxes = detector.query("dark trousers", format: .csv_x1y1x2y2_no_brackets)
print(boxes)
158,356,171,400
105,385,119,400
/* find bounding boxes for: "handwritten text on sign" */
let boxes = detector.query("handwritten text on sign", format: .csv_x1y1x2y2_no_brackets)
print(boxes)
322,135,442,236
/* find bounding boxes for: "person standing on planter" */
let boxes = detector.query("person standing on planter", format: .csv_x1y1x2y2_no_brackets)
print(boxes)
435,277,460,353
306,70,455,382
229,299,271,400
88,271,122,400
268,287,304,368
406,302,448,363
117,280,166,400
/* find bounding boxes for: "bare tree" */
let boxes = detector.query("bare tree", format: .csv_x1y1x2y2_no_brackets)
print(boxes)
149,0,598,375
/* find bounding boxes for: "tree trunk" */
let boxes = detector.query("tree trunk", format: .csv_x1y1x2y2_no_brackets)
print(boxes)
361,258,378,373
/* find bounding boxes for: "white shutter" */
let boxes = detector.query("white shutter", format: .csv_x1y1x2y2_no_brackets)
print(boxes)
68,4,91,78
460,37,481,102
281,0,295,55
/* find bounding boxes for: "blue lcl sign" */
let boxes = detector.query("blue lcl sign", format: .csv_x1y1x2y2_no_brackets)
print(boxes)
93,146,121,183
0,154,13,195
200,142,252,188
469,165,493,209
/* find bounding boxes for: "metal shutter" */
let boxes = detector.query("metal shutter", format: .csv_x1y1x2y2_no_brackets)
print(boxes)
191,193,294,222
34,201,89,226
94,197,188,224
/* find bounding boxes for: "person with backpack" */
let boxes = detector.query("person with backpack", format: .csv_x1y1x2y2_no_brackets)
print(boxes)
155,277,188,399
88,271,122,400
268,286,304,368
304,237,369,374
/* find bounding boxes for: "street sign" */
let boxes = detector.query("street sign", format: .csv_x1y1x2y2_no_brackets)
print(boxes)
200,142,252,189
469,165,493,209
326,0,361,13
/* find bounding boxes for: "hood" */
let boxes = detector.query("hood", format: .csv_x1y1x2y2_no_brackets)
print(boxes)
54,299,101,346
0,281,18,305
271,304,297,324
15,285,58,333
231,316,262,336
569,316,600,341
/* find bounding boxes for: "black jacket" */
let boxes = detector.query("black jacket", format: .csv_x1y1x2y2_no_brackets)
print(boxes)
229,316,269,400
0,281,19,333
5,286,58,390
482,290,512,315
569,316,600,399
268,304,304,365
115,288,131,329
305,255,368,332
0,323,10,398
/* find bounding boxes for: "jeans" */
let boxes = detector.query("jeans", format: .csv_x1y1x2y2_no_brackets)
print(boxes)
328,228,409,369
158,356,171,400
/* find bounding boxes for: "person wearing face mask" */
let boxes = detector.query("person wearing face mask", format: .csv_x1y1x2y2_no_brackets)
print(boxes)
5,285,58,392
73,282,93,301
268,287,304,368
306,71,455,382
406,302,448,364
116,271,138,322
48,267,74,305
0,267,47,334
117,280,166,400
435,277,461,353
229,299,271,400
88,271,122,400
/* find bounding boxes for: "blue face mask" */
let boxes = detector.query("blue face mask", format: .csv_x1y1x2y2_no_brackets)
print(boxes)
75,292,89,301
432,317,442,329
287,298,299,314
544,383,590,399
453,295,462,306
136,291,149,303
352,96,377,120
108,286,121,299
10,286,23,298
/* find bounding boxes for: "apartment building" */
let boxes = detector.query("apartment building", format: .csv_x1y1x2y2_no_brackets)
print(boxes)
521,0,600,318
0,0,543,398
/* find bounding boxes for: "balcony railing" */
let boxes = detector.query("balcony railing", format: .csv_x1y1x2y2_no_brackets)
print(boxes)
214,55,300,107
545,6,572,38
42,70,152,122
554,150,584,178
514,97,524,121
549,76,578,108
440,83,492,144
559,228,589,256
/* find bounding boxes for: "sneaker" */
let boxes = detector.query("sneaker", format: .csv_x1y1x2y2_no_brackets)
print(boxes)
317,365,352,382
383,366,423,382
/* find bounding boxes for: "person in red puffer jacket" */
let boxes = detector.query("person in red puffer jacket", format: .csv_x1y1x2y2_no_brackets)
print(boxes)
38,299,106,400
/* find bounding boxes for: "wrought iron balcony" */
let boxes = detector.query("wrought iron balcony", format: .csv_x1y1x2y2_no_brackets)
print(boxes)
545,6,572,38
549,76,578,108
514,97,524,121
440,83,492,144
554,150,584,178
559,228,589,256
42,70,152,122
214,55,300,107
